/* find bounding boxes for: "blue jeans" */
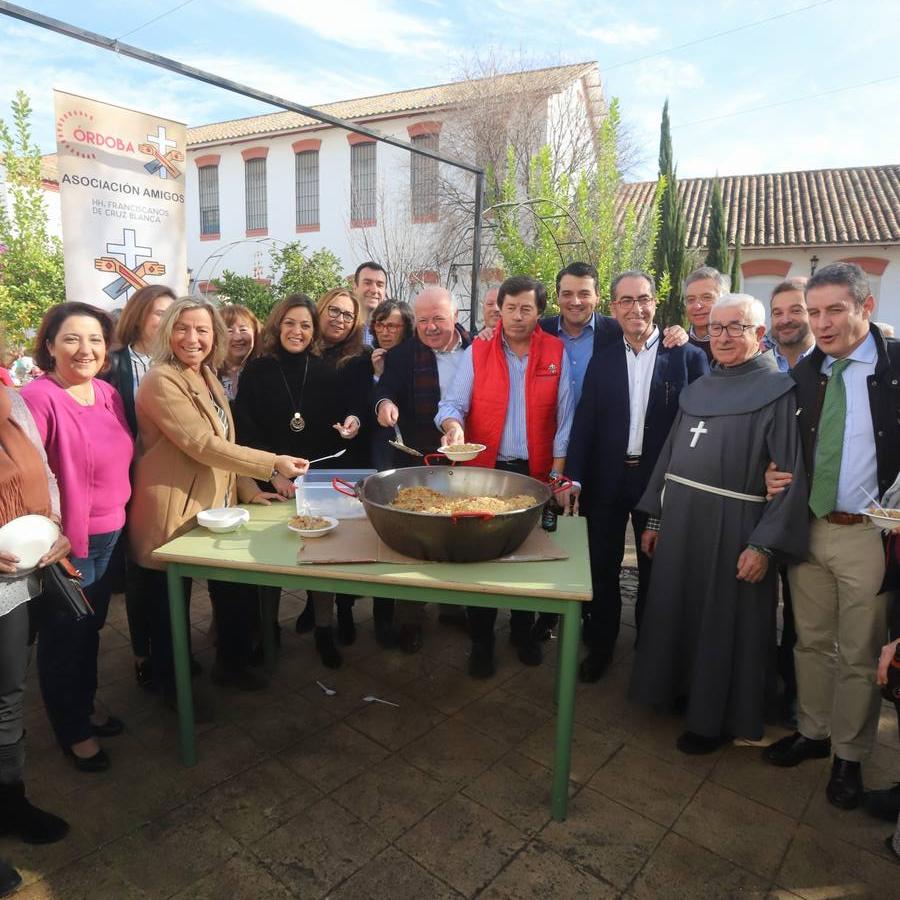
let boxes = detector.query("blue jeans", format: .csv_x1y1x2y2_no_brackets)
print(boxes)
38,530,120,748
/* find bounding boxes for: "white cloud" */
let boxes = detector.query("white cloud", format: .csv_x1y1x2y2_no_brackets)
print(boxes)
177,51,391,110
242,0,449,56
634,57,704,94
582,23,659,46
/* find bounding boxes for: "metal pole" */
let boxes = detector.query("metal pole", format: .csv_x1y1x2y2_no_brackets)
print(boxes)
469,170,485,331
1,1,487,305
0,2,483,175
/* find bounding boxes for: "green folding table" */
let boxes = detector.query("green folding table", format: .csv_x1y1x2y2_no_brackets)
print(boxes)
153,504,591,821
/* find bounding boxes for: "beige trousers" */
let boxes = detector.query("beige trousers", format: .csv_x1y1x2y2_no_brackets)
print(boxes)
789,518,890,761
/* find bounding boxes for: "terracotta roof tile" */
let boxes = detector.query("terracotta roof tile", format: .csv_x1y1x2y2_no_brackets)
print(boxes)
186,62,598,146
617,165,900,247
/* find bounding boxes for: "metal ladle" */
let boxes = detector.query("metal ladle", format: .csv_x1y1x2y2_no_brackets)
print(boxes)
388,424,422,458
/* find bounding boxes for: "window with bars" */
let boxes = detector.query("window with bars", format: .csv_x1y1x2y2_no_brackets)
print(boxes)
350,141,376,224
245,157,267,231
411,133,438,220
198,165,220,235
295,149,319,228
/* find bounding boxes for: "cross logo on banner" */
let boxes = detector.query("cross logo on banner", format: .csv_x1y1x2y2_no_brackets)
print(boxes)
94,228,166,300
139,124,184,180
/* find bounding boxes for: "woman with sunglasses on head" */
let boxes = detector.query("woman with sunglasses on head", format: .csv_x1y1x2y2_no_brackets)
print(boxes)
234,293,363,668
289,288,374,647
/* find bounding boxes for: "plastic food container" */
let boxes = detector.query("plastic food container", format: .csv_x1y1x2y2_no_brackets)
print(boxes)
197,507,250,533
0,514,59,571
295,469,374,519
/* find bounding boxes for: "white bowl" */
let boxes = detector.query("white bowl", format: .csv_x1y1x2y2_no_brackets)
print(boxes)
196,507,250,533
439,443,487,462
287,515,338,538
864,508,900,531
0,514,59,571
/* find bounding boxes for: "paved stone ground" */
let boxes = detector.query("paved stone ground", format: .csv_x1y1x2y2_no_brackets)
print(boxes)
3,545,899,898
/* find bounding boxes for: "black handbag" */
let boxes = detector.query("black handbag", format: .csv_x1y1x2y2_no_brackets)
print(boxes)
40,559,94,621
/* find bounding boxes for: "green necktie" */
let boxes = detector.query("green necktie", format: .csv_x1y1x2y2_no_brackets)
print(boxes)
809,358,852,518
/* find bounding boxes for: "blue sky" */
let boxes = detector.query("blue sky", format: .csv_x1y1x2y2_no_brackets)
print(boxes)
1,0,898,181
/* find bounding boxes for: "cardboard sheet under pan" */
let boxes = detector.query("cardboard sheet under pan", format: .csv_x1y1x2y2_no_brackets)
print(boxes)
294,517,568,565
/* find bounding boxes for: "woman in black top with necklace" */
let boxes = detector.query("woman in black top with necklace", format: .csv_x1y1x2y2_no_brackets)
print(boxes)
234,293,363,667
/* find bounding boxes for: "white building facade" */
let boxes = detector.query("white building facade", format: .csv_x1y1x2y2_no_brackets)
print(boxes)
182,62,605,316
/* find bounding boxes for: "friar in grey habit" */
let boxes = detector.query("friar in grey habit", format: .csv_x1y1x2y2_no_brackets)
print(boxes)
630,294,809,755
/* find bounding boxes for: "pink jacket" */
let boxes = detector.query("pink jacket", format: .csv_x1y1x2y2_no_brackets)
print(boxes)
21,376,133,557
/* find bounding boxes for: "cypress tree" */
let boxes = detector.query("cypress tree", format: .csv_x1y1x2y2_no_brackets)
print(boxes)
730,234,742,293
705,177,729,272
652,100,688,326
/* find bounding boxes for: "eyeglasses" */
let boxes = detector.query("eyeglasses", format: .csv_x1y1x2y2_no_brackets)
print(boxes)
614,296,655,310
686,294,717,307
373,321,404,332
708,322,757,337
326,306,354,324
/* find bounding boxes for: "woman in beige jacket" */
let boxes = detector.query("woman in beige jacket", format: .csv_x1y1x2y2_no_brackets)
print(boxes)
129,297,308,695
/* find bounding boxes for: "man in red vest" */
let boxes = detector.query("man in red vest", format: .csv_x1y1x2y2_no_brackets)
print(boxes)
437,275,575,677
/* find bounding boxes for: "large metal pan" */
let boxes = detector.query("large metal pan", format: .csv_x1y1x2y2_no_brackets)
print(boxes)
333,466,552,563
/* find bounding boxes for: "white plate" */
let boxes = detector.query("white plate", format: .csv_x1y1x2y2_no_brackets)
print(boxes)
197,507,250,533
864,509,900,530
288,515,338,537
0,514,59,571
439,443,487,462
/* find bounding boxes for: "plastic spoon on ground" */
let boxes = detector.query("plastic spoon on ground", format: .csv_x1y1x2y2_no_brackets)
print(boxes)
362,695,399,707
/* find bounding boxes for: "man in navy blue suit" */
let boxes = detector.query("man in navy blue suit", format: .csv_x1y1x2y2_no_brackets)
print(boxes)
567,270,709,681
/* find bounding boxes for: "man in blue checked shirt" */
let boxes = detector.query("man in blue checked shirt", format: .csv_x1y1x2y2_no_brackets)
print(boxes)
437,275,575,678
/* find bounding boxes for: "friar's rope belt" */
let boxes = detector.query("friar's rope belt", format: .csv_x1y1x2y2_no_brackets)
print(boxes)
664,473,767,504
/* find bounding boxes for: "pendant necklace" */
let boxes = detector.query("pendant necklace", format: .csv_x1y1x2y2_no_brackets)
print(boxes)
278,354,310,433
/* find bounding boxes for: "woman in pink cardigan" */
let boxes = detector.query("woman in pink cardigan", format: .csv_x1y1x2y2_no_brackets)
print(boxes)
22,302,134,774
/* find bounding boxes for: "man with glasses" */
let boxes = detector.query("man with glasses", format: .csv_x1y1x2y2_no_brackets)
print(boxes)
684,266,731,363
629,293,809,755
567,271,708,682
353,261,388,346
373,287,471,651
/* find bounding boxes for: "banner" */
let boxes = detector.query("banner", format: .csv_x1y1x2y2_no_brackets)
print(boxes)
54,90,187,310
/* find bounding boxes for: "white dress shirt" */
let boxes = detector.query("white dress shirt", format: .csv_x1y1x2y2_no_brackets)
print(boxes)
625,328,660,456
819,331,878,513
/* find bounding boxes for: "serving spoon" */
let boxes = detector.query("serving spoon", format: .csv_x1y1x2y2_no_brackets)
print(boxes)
389,424,422,458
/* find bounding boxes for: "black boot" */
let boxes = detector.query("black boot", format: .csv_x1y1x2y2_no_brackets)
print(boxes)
468,640,496,679
0,857,21,898
315,627,342,669
0,782,69,844
336,599,356,646
295,597,316,633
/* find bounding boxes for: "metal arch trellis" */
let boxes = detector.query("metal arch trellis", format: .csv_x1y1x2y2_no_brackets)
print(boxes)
192,236,295,301
481,197,594,267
